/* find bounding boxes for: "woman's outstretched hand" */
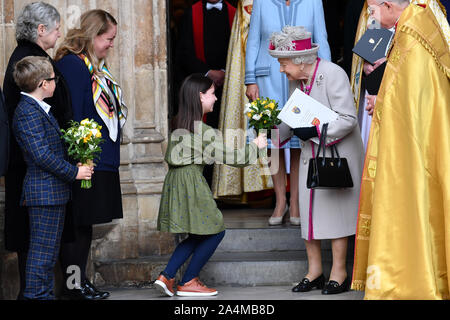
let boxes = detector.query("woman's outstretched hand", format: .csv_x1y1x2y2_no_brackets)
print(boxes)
246,84,260,102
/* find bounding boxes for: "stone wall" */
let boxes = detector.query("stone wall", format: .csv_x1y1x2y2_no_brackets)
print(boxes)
0,0,172,299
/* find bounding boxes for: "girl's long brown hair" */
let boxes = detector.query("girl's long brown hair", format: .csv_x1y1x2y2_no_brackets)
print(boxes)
54,9,117,75
172,74,214,133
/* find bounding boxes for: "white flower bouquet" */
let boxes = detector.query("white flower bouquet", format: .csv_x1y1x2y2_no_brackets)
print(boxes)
244,97,281,138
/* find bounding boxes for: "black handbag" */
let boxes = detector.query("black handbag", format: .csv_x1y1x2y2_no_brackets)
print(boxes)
307,123,353,189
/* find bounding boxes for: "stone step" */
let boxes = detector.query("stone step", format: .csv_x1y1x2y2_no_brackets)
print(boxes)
201,251,354,286
95,250,354,287
93,225,355,287
217,227,335,252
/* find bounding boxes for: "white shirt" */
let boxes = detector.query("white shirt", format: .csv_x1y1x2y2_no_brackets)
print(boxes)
21,92,52,115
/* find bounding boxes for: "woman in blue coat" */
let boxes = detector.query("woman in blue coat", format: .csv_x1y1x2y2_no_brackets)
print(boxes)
245,0,331,226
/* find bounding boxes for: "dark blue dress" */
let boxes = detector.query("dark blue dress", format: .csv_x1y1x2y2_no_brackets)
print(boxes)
56,54,123,226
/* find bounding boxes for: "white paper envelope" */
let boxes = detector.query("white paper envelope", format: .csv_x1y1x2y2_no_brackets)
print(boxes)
278,88,338,129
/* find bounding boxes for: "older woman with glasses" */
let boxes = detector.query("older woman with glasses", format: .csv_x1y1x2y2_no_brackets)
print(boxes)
2,1,73,300
269,26,365,295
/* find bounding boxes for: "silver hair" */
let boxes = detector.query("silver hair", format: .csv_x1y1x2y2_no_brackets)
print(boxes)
292,54,317,65
16,2,60,43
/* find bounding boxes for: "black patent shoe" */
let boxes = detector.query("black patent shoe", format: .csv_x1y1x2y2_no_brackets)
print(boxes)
60,286,103,300
83,280,110,300
292,274,325,292
321,277,351,295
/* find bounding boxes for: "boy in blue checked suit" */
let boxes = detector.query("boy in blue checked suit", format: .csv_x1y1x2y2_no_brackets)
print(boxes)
12,56,93,300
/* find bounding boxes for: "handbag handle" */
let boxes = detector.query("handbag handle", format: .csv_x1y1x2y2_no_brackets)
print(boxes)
316,123,328,161
333,144,342,167
321,124,328,166
315,123,342,167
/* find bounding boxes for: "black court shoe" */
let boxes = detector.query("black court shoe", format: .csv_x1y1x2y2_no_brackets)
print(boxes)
321,277,351,295
60,285,103,300
82,279,110,300
292,274,325,292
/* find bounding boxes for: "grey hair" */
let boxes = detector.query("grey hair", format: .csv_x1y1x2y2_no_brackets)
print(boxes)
292,54,317,65
16,2,60,43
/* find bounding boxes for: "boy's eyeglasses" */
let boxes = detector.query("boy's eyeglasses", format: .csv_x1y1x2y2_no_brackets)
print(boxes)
39,75,60,88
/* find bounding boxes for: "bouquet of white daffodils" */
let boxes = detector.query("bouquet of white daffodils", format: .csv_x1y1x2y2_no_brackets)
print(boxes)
244,97,281,136
61,119,104,189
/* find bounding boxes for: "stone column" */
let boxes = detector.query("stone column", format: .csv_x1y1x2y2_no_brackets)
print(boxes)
0,0,171,298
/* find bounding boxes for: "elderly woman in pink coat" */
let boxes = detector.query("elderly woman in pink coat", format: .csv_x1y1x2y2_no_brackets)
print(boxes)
269,26,364,295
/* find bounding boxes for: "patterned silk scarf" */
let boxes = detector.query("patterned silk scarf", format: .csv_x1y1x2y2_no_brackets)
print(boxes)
79,53,127,142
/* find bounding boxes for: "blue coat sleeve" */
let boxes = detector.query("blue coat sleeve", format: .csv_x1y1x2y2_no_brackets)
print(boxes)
56,55,91,122
245,0,262,84
313,0,332,61
12,107,78,183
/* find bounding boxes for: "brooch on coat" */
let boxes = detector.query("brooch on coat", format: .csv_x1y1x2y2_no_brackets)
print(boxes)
316,74,324,86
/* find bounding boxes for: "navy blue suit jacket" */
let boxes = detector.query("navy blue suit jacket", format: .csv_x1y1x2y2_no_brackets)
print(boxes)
12,95,78,207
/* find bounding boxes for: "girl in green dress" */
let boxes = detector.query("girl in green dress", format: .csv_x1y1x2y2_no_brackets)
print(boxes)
154,74,267,297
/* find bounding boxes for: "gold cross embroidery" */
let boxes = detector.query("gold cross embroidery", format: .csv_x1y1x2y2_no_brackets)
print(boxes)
390,49,401,64
361,219,371,237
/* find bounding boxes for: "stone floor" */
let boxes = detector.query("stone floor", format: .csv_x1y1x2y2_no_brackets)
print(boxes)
106,285,365,300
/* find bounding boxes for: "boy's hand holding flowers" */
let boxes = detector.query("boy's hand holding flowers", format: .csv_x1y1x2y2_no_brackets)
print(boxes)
61,119,104,189
76,164,94,181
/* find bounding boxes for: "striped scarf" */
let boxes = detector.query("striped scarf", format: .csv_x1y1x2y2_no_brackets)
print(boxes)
79,54,127,142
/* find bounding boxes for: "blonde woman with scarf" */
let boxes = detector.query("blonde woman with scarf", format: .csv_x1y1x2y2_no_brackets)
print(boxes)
54,10,127,300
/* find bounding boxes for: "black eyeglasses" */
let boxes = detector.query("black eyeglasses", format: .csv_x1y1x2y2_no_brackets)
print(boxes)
39,75,60,88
